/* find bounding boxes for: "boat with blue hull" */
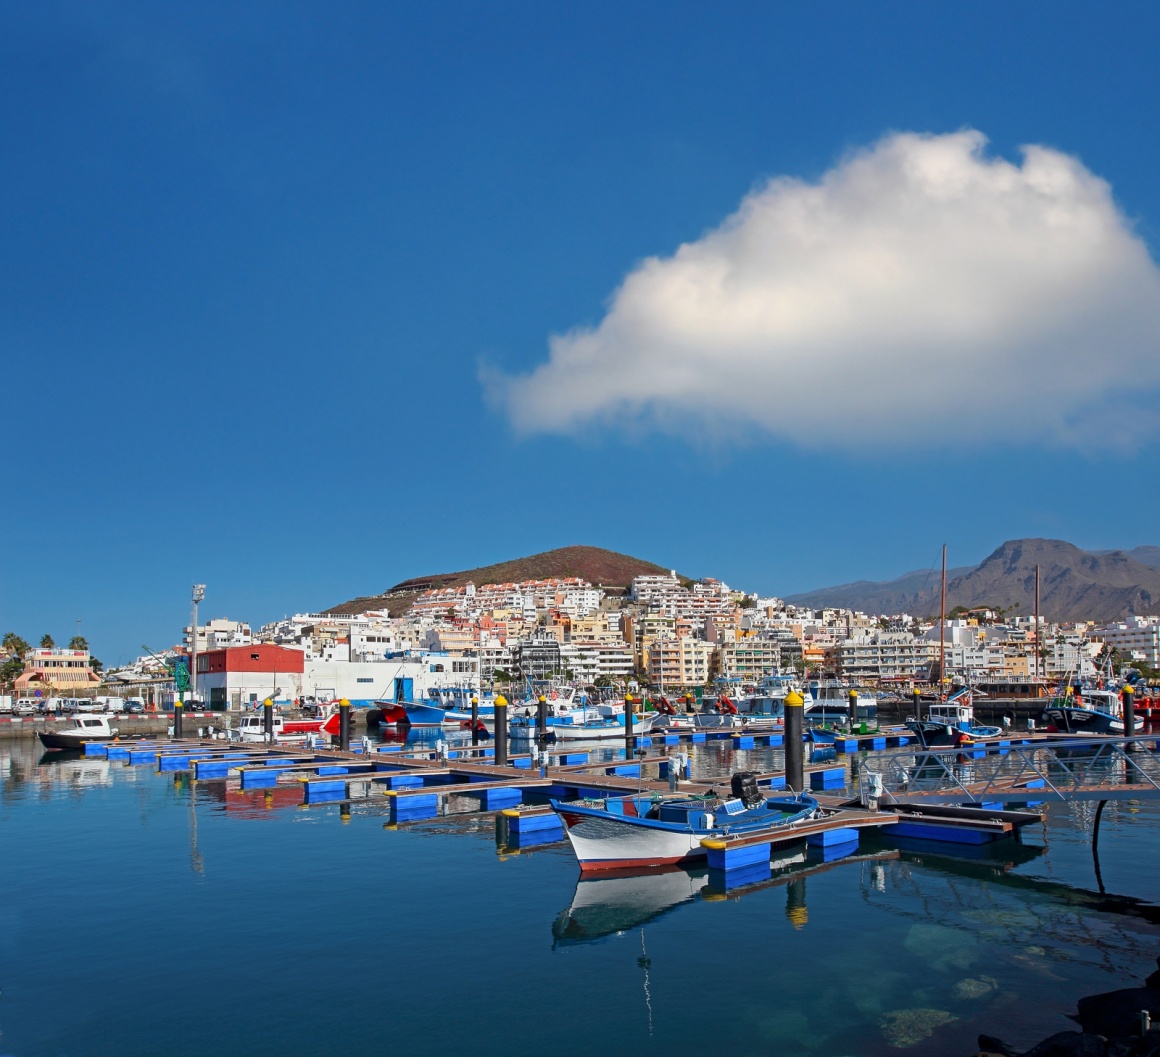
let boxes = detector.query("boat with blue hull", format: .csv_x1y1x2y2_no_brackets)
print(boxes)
906,690,1004,747
512,705,660,741
1041,688,1144,735
551,773,818,871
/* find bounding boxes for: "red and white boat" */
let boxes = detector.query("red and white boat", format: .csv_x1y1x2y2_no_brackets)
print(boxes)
233,705,343,743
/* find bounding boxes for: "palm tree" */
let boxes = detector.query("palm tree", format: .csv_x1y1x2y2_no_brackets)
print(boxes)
68,635,88,651
2,632,29,658
40,634,55,649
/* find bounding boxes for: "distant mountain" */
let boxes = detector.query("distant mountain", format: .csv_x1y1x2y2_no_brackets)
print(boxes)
786,539,1160,622
326,545,678,617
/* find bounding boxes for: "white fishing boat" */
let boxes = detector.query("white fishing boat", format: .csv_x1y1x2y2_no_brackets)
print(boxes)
551,773,819,871
38,714,121,750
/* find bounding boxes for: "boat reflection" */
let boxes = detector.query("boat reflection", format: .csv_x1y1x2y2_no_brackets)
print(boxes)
552,865,710,947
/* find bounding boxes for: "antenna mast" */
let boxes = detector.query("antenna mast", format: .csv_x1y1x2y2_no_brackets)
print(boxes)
939,544,947,700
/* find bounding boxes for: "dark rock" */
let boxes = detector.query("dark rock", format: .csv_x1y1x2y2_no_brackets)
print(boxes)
1076,989,1160,1038
1023,1032,1108,1057
978,1035,1019,1056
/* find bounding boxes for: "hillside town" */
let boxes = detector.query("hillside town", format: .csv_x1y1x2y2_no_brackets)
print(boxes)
6,569,1156,711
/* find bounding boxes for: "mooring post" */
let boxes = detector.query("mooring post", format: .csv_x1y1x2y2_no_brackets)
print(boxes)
537,694,548,750
339,698,351,752
1122,684,1136,752
495,694,508,767
263,699,274,745
912,688,922,722
624,693,635,756
784,690,804,792
471,694,479,746
173,697,184,740
848,689,858,729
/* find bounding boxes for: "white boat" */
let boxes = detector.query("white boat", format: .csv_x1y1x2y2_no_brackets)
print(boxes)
551,774,819,871
526,706,660,741
37,715,122,750
231,708,341,744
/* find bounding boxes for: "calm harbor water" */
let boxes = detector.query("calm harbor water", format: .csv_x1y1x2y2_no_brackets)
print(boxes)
2,736,1158,1057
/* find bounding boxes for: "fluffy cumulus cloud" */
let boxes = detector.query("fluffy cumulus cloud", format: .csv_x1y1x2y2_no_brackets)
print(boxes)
485,130,1160,450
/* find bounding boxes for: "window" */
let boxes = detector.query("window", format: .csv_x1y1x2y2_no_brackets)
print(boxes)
356,677,373,684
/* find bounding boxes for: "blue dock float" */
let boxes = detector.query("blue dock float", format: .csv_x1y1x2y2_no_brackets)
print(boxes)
691,732,707,743
556,752,590,765
704,838,771,873
809,767,846,791
732,735,756,748
503,809,562,838
387,791,440,822
472,786,524,809
240,767,283,788
302,777,347,803
381,773,426,790
838,739,860,754
128,748,158,764
807,826,860,848
605,764,640,777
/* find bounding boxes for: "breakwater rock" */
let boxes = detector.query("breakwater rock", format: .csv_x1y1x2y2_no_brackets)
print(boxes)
976,957,1160,1057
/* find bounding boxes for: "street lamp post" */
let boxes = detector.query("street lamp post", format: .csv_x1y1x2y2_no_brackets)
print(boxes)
191,584,206,708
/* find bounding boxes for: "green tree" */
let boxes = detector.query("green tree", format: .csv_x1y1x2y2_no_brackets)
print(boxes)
40,634,55,649
68,635,88,651
0,654,24,690
90,656,104,675
2,632,29,658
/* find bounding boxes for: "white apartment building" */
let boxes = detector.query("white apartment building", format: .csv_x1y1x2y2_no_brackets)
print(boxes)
560,642,635,684
838,633,935,680
1090,617,1160,667
184,618,252,652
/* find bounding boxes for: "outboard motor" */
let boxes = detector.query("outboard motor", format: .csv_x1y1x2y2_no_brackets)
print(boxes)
730,771,764,809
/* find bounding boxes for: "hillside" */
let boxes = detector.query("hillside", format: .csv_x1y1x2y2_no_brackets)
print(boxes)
326,545,677,617
786,539,1160,622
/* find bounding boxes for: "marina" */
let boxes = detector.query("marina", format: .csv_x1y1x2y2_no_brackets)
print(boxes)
3,726,1160,1057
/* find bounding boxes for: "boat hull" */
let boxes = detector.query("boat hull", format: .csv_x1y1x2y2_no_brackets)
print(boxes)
37,732,117,750
555,809,706,871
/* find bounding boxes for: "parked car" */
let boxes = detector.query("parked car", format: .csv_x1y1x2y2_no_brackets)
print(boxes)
14,698,39,715
124,698,146,714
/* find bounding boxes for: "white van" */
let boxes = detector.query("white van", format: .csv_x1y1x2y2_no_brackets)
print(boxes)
94,696,124,713
0,695,12,714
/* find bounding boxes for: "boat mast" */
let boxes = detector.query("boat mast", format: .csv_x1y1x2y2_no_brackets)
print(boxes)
1034,563,1040,686
939,544,947,707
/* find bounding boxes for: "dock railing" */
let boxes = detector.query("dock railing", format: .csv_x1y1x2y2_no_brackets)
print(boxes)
857,736,1160,805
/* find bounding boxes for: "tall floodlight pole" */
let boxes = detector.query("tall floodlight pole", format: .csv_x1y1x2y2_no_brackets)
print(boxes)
191,584,206,706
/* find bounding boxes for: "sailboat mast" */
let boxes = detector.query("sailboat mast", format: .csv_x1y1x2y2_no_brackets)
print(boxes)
939,544,947,701
1034,564,1040,686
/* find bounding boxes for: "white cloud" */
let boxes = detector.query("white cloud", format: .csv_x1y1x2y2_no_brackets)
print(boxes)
485,130,1160,450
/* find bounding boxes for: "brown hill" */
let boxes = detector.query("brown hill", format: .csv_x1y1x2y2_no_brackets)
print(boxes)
787,538,1160,622
326,545,677,617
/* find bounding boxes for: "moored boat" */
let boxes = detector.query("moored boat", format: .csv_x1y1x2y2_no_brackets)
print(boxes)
1041,687,1144,735
551,772,818,871
38,715,122,750
905,689,1003,747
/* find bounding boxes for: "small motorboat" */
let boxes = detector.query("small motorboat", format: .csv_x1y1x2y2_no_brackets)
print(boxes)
517,705,660,741
38,715,122,750
232,707,342,744
906,691,1003,748
551,772,818,871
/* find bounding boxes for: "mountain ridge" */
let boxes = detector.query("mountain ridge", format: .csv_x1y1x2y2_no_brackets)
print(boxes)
786,538,1160,621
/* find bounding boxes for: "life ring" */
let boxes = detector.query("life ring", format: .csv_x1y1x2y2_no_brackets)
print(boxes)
549,691,559,700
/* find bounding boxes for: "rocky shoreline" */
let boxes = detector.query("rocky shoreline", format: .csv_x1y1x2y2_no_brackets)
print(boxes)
976,956,1160,1057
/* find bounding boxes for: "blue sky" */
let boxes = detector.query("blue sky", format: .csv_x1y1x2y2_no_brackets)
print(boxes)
4,2,1160,665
